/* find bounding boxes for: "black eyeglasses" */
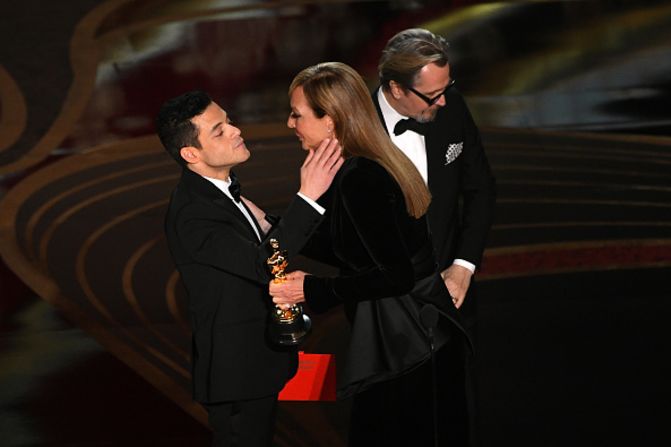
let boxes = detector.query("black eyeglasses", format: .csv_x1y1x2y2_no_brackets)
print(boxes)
405,79,456,106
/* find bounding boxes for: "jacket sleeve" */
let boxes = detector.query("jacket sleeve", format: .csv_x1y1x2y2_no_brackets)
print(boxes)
174,195,323,285
454,93,496,267
304,164,416,311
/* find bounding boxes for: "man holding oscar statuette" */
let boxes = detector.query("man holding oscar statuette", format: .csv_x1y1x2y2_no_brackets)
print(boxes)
157,90,343,447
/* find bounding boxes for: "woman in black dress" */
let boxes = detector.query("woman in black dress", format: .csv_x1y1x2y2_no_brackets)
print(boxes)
270,62,471,447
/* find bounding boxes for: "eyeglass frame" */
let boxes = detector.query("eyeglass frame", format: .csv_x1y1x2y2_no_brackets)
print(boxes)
404,78,456,106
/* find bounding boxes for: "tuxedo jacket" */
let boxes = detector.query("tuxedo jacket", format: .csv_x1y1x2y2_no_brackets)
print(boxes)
373,87,496,271
164,168,323,403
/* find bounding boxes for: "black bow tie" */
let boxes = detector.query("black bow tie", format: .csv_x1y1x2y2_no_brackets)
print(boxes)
228,172,241,203
393,118,428,136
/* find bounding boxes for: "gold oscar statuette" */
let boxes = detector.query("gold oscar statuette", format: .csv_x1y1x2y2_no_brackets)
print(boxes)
266,238,311,346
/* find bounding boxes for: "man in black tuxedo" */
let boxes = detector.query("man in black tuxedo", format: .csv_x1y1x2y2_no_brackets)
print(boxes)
373,29,496,446
156,90,342,447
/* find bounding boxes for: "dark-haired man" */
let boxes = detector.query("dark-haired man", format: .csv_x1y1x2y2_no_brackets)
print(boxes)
157,90,342,446
372,28,497,446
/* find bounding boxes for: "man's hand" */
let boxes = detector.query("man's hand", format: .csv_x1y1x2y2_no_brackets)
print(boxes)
241,196,271,234
441,264,473,309
269,270,307,309
298,138,344,201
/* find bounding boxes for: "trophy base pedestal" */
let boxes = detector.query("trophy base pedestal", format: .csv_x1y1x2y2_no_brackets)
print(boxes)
269,314,312,346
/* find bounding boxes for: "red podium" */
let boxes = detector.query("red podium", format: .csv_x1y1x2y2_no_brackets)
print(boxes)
278,352,336,401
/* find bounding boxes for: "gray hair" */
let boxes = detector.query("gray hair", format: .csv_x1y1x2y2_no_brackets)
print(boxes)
378,28,450,90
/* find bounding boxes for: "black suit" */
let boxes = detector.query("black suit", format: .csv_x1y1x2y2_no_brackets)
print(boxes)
164,168,323,444
373,87,496,325
373,87,496,447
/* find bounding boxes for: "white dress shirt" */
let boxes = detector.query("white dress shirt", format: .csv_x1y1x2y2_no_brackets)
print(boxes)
377,88,428,184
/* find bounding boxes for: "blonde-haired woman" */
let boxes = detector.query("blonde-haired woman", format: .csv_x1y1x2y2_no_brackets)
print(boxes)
270,62,471,446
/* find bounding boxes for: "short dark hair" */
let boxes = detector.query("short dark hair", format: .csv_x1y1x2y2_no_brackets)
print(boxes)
155,90,212,166
378,28,450,90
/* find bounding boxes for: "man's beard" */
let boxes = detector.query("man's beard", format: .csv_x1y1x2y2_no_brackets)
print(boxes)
412,105,440,123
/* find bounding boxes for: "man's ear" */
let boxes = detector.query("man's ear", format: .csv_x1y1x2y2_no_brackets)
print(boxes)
180,146,200,164
389,80,404,100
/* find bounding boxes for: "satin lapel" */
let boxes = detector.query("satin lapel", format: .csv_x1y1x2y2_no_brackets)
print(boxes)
181,169,260,242
372,87,389,135
240,200,264,240
424,116,446,193
213,197,261,243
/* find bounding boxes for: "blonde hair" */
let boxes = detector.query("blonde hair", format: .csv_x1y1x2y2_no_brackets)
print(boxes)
289,62,430,218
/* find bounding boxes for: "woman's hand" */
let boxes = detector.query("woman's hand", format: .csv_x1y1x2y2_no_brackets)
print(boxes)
298,138,344,201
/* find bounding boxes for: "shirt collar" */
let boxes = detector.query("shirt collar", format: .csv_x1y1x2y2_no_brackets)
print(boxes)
377,87,408,135
203,175,234,201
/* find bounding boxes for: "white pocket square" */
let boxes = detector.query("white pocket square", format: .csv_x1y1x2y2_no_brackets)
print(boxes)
444,142,463,165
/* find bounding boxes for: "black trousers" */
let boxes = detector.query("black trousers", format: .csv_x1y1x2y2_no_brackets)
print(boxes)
348,340,469,447
204,394,278,447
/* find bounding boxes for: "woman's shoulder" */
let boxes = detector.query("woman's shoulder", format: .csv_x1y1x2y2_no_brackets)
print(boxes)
338,156,395,194
341,156,390,181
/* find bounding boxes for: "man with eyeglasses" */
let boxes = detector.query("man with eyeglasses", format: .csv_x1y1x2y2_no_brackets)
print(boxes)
372,28,496,446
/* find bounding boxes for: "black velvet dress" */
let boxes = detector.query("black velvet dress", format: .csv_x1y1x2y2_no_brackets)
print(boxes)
302,156,472,399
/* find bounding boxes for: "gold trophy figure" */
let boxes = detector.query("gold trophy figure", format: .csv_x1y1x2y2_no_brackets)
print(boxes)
267,238,311,346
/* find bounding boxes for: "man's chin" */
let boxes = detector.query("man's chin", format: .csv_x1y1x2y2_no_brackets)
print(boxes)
416,109,439,123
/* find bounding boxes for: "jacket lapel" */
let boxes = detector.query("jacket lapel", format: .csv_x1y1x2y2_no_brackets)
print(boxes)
182,168,262,243
212,196,262,243
240,200,265,240
424,127,441,191
372,87,389,136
